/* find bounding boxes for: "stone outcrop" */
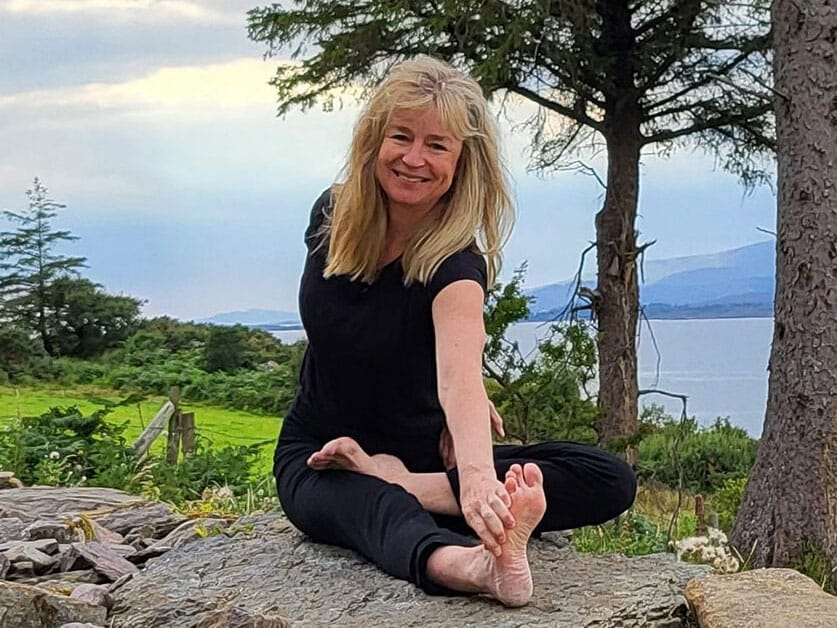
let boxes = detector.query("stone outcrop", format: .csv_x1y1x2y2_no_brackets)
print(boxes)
685,567,837,628
111,513,708,628
1,486,713,627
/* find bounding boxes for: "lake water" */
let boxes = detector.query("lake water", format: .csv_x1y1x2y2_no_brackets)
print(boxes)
272,318,773,437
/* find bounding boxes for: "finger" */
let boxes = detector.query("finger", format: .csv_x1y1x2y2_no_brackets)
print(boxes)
479,505,508,547
495,484,512,508
469,513,502,557
490,492,516,529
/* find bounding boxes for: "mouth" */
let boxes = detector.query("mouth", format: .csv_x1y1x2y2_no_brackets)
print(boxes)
393,170,430,183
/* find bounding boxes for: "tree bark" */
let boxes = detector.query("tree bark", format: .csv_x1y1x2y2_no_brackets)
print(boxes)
731,0,837,588
594,127,641,446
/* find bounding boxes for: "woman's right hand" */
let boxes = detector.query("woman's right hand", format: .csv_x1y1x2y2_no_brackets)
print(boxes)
458,466,515,556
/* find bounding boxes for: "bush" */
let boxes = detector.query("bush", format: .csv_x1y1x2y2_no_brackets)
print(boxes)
0,405,135,488
709,476,748,532
636,406,759,493
484,266,598,443
0,404,267,507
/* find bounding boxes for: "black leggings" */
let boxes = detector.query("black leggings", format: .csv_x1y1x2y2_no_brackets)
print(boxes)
274,422,636,594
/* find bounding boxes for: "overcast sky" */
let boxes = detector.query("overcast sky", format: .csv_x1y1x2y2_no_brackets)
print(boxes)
0,0,777,320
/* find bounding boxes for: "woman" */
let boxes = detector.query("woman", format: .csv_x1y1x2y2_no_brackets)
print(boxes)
274,56,636,606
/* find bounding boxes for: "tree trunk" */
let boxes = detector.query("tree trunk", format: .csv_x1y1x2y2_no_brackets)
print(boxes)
731,0,837,588
594,127,641,447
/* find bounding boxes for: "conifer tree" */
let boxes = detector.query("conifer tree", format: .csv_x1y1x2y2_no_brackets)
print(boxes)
248,0,775,446
0,178,87,354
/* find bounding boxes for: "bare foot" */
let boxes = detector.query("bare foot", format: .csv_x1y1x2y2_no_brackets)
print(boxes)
307,437,408,483
488,463,546,607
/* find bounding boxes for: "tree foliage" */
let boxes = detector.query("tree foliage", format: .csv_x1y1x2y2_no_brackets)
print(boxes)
483,265,598,443
0,178,87,354
248,0,775,447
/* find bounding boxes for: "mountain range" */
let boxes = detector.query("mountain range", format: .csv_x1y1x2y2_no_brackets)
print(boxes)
200,240,776,326
527,240,775,320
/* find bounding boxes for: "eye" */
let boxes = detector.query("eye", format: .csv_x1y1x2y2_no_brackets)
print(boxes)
390,133,410,142
430,143,448,151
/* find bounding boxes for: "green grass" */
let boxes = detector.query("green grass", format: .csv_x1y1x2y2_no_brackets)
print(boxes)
0,385,282,474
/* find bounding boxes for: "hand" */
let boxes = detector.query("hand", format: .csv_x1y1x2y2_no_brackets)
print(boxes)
439,400,505,470
459,467,515,556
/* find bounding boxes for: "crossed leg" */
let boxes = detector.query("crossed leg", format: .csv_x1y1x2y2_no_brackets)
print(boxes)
307,436,547,606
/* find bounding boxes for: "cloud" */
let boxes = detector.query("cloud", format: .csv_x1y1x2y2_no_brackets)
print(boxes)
0,0,239,24
0,57,279,110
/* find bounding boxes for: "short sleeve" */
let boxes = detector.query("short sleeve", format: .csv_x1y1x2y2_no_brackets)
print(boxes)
304,188,333,252
427,249,488,302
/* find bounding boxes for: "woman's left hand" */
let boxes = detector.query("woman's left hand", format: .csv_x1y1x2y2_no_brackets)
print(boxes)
439,400,505,470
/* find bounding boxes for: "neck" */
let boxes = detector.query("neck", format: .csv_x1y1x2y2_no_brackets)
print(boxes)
382,202,438,265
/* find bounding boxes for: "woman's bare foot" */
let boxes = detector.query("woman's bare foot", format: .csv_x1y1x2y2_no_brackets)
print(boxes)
488,463,546,606
426,462,546,607
307,437,407,483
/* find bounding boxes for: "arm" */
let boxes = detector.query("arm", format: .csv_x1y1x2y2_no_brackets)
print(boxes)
433,279,514,554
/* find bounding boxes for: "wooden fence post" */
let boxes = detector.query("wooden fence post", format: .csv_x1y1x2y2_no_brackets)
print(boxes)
165,387,182,464
180,412,196,457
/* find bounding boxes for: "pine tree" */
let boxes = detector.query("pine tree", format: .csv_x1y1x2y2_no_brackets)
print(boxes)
0,178,87,355
247,1,775,447
731,0,837,590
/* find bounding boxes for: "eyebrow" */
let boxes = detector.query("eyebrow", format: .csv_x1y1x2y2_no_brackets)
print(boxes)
388,125,454,143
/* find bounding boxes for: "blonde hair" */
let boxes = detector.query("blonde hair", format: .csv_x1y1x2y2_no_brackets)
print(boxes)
321,56,515,287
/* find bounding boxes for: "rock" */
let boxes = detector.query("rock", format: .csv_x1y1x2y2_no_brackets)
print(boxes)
0,538,60,555
17,569,104,587
131,517,231,562
0,472,23,490
0,580,107,628
112,513,708,627
74,542,139,581
0,487,147,522
0,554,9,579
57,624,104,628
685,567,837,628
1,544,55,572
9,560,36,578
0,517,25,544
70,583,114,609
22,520,77,544
92,503,184,537
194,606,291,627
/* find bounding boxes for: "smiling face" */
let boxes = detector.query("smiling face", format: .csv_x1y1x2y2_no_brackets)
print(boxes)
374,107,464,218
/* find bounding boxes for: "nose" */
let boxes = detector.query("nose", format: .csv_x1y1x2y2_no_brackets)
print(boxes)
402,141,425,168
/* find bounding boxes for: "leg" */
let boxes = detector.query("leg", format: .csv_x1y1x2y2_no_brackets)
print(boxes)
309,436,636,532
275,437,473,588
277,436,547,606
478,441,637,532
308,436,461,515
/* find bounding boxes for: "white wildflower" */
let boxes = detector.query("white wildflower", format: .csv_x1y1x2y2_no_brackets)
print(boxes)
49,451,60,460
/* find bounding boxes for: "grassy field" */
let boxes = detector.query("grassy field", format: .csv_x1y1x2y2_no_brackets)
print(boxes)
0,385,282,473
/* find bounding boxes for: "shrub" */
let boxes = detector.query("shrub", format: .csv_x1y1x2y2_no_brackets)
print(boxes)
0,405,135,488
636,406,759,493
709,476,748,532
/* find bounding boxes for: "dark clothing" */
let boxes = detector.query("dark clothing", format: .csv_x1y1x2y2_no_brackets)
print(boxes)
284,188,486,471
274,190,636,594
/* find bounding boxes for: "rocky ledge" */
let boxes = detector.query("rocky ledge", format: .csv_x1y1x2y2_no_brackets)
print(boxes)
2,484,712,627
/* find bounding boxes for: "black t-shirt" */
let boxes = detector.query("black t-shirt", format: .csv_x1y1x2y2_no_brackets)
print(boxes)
284,189,487,472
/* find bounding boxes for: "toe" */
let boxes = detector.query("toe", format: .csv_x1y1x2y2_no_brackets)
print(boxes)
522,463,543,488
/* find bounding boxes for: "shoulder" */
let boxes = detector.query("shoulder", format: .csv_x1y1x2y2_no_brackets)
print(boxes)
304,187,334,251
428,248,488,302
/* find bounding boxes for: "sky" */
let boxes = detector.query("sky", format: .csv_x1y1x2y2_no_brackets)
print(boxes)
0,0,778,321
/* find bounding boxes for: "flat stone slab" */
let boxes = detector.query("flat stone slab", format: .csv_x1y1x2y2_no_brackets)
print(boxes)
111,513,708,627
685,567,837,628
0,488,147,523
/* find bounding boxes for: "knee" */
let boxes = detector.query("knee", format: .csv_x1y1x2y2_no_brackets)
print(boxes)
606,457,637,518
